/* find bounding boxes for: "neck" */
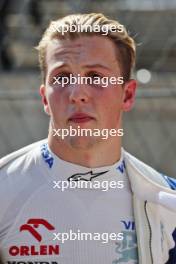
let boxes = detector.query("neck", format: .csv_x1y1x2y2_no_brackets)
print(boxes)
48,130,122,168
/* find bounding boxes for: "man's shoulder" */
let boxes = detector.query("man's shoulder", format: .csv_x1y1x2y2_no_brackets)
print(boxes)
0,139,48,187
123,149,176,191
161,175,176,190
0,139,47,171
0,139,49,238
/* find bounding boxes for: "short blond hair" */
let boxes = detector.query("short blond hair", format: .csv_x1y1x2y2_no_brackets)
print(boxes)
36,13,136,82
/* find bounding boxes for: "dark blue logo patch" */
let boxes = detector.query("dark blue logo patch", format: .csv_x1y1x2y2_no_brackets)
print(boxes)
41,143,54,169
165,228,176,264
116,160,126,174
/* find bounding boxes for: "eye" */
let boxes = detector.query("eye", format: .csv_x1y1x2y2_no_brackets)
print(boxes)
86,71,105,88
52,72,71,87
87,71,103,79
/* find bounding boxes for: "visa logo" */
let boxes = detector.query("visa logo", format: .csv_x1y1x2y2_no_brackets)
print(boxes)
121,220,135,230
117,160,126,174
41,143,54,169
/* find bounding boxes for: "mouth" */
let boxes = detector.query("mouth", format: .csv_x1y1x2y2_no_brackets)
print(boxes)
68,113,95,124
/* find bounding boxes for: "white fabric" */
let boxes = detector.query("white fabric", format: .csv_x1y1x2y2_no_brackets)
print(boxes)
0,141,138,264
124,150,176,264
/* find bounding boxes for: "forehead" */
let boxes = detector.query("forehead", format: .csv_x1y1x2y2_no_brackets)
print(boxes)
45,35,121,70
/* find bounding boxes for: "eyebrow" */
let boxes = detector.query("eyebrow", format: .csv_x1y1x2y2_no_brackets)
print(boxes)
83,64,110,71
49,63,111,74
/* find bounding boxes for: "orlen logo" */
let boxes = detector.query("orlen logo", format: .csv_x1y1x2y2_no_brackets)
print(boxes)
9,219,60,257
20,218,54,242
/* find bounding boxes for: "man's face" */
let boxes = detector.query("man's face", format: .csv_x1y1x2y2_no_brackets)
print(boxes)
40,35,136,148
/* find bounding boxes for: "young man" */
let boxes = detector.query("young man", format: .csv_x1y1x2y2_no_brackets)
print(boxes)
0,13,176,264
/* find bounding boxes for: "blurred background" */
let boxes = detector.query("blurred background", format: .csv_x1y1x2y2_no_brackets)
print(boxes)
0,0,175,176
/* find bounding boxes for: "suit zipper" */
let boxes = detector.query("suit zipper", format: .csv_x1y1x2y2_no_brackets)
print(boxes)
144,201,153,264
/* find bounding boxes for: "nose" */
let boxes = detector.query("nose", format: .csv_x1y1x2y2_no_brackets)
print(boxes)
68,84,90,104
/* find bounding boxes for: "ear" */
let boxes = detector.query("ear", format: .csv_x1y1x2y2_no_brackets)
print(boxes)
40,84,50,115
122,79,137,112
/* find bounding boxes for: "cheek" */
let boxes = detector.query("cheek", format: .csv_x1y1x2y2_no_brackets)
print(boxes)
99,88,123,112
98,89,123,123
46,88,66,115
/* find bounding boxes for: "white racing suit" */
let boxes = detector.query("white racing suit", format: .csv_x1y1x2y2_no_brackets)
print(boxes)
0,139,176,264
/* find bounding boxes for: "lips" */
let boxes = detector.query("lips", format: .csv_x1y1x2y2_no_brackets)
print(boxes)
68,113,95,123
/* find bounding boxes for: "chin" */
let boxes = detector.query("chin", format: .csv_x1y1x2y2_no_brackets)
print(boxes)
68,136,101,150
